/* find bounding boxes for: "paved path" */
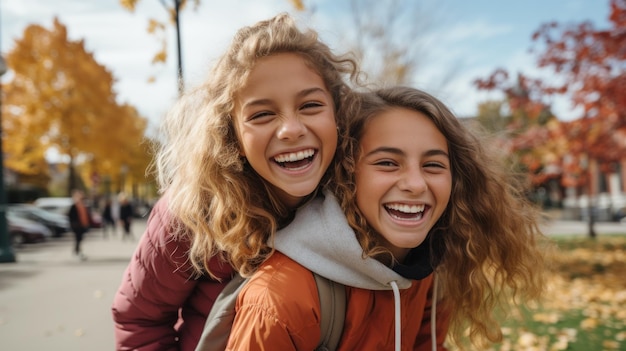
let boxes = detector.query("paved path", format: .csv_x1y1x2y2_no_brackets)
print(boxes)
0,217,624,351
0,220,146,351
541,219,626,236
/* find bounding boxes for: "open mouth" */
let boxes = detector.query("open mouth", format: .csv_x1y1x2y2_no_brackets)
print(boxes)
384,203,426,221
273,149,316,171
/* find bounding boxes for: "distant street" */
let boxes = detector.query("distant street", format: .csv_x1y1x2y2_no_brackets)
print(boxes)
0,216,624,351
541,218,626,236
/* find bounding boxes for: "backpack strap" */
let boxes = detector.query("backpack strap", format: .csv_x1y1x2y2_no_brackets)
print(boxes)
314,272,346,351
196,271,346,351
195,273,248,351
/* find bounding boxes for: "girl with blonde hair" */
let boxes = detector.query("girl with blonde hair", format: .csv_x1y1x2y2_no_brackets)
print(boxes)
112,13,361,351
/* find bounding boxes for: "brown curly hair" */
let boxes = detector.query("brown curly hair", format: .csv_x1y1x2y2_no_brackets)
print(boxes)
153,13,361,277
331,86,547,348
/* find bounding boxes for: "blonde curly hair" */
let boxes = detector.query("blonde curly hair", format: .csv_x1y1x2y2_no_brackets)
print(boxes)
332,86,547,348
154,13,360,277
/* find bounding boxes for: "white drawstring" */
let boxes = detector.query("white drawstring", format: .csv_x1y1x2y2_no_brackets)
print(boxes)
390,280,401,351
430,273,438,351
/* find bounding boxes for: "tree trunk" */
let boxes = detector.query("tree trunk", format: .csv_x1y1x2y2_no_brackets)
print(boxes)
67,155,76,196
174,0,183,95
587,197,597,238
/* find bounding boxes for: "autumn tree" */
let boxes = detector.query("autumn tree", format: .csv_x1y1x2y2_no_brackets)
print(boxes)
78,103,152,196
531,0,626,166
474,71,565,191
3,18,150,196
530,0,626,236
475,0,626,237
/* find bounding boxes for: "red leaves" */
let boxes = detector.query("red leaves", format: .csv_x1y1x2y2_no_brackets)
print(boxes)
474,0,626,189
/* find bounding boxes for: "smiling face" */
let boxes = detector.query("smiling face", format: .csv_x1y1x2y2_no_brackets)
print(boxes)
355,107,452,262
232,52,337,208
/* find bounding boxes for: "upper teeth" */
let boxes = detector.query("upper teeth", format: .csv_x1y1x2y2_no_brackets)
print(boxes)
274,149,314,163
386,203,425,213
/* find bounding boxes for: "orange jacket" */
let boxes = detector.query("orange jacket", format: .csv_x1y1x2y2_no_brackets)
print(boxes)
227,251,450,351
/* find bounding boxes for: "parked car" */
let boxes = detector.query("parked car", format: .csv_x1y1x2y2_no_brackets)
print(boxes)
33,197,102,228
7,212,52,246
8,204,70,238
32,197,73,214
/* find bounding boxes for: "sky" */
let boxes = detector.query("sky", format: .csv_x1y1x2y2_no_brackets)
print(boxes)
1,0,611,134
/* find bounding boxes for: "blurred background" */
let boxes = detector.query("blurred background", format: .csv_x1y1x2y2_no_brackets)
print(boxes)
1,0,623,230
0,1,625,350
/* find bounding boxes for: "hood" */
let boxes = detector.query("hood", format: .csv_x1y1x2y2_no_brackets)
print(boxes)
273,189,412,291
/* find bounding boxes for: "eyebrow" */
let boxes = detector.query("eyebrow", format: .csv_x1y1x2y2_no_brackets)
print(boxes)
364,146,449,158
241,87,327,110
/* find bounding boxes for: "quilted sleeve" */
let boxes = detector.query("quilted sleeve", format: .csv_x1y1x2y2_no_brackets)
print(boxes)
112,197,198,351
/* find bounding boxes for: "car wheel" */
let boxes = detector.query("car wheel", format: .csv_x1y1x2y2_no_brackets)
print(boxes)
52,227,64,238
11,233,25,246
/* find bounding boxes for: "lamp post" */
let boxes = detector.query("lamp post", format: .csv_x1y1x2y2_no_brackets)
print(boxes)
173,0,183,96
0,54,16,263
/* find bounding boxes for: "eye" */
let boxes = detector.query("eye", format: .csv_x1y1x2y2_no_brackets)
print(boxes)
423,160,449,173
424,161,445,168
300,101,325,113
248,110,274,121
373,159,398,168
302,101,323,108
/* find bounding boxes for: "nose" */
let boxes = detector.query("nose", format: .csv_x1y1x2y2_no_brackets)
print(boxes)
398,166,427,194
276,114,306,141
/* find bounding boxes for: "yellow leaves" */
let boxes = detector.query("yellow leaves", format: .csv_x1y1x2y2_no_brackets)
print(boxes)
580,317,599,330
147,18,165,34
289,0,305,11
3,17,150,188
145,19,168,65
602,339,622,349
152,47,167,64
532,312,560,324
119,0,138,11
516,331,540,348
449,236,626,351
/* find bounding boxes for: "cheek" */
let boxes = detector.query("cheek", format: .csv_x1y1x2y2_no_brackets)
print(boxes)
237,124,269,157
435,177,453,208
320,115,338,142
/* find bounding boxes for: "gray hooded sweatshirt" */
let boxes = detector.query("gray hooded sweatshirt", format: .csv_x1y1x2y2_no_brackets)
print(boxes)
197,189,440,351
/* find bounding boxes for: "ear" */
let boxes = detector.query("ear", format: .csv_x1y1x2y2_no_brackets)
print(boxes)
236,141,246,157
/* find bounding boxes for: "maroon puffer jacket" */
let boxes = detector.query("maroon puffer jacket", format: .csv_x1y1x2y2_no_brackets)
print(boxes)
112,197,233,351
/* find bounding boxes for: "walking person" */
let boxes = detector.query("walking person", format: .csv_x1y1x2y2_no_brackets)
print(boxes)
67,189,90,261
118,192,133,241
101,197,117,238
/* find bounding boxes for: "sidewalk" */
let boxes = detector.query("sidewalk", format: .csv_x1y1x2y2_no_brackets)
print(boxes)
0,220,145,351
540,218,626,236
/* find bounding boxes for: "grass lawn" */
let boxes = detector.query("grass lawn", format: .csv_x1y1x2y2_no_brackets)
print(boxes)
454,234,626,351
